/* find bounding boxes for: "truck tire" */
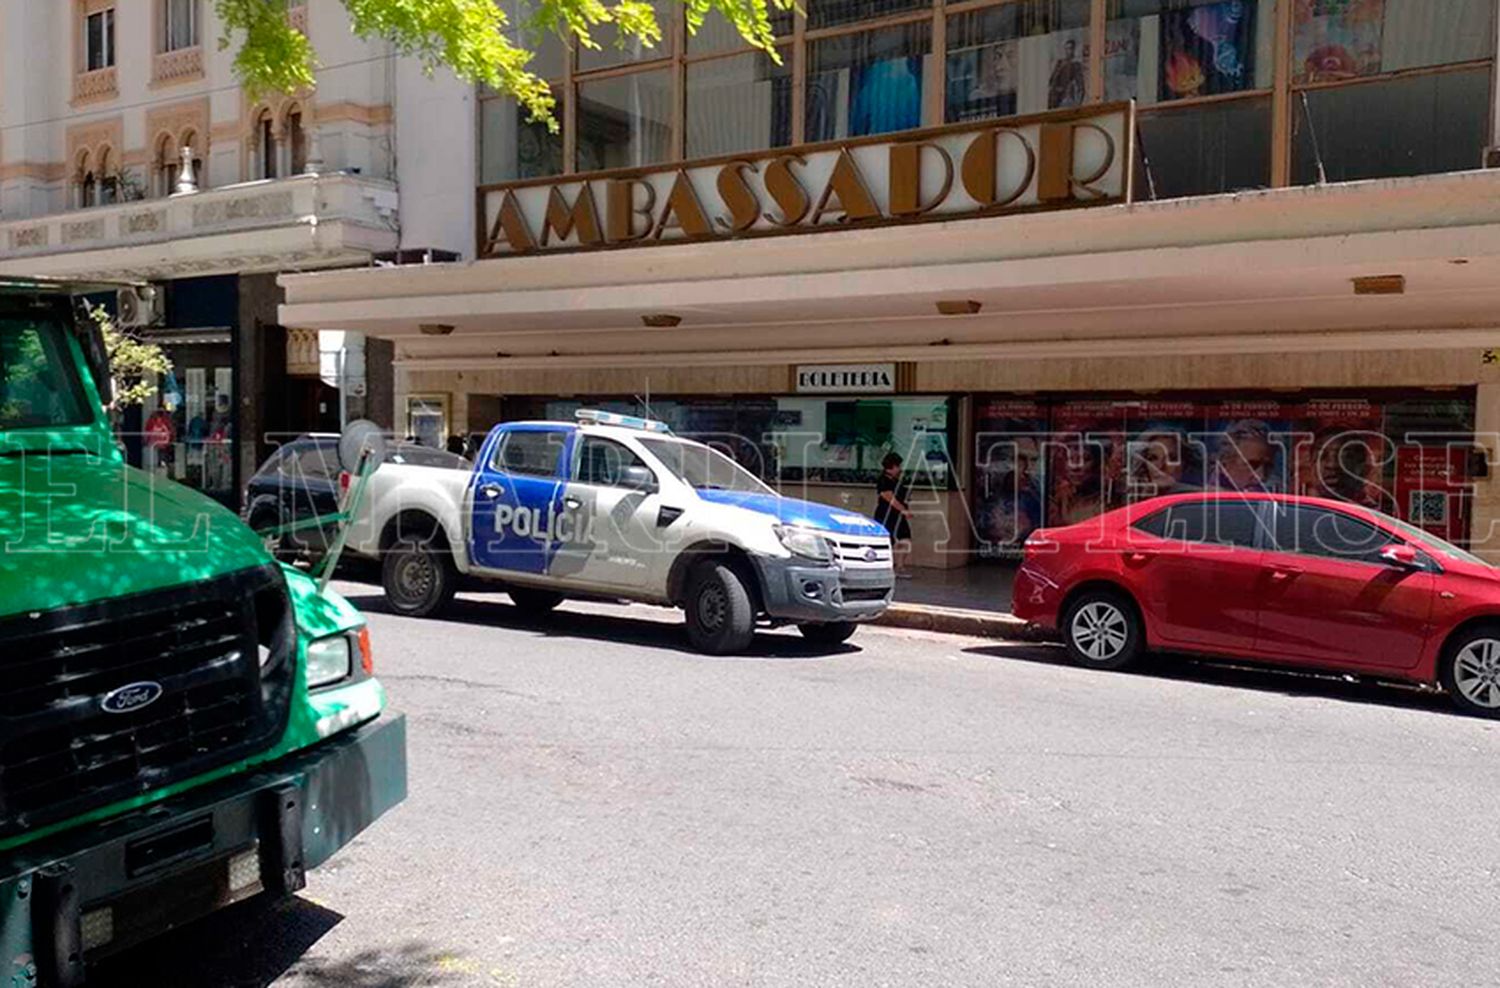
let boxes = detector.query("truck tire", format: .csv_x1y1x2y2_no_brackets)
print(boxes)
509,588,564,617
685,561,756,655
798,621,858,646
382,537,457,617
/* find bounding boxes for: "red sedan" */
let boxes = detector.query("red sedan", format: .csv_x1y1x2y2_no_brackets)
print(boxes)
1012,492,1500,717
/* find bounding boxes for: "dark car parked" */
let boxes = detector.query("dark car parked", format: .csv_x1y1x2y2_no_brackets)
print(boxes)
244,434,469,558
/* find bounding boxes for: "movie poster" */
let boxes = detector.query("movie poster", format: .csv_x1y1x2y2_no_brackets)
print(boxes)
1288,398,1393,509
1394,446,1470,544
972,400,1047,558
1125,400,1208,503
1293,0,1385,83
1047,401,1128,526
1047,30,1089,108
849,56,923,137
1204,400,1288,493
1159,1,1258,102
1045,24,1140,109
947,40,1020,122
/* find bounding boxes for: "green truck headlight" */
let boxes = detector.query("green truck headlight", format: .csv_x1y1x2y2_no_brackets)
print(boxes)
306,635,353,688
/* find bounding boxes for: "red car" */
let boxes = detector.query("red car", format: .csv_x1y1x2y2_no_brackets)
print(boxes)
1012,492,1500,718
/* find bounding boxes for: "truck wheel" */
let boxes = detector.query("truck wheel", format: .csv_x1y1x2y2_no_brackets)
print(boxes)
509,588,564,617
382,537,457,617
685,561,756,655
798,621,857,646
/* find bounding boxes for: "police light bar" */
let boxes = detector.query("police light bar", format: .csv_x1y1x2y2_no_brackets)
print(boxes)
575,409,672,434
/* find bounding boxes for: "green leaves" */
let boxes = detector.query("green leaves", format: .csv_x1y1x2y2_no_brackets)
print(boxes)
86,304,173,409
218,0,799,127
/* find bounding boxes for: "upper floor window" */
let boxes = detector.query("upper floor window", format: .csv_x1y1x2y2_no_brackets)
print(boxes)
163,0,199,51
257,111,279,179
85,7,115,70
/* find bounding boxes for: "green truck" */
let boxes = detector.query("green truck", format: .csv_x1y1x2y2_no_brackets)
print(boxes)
0,279,406,986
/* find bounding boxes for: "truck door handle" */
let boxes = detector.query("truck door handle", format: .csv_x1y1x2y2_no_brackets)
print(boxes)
479,483,504,499
564,497,582,510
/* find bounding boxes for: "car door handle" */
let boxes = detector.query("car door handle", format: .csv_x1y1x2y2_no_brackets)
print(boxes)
479,483,504,499
564,496,582,510
1269,566,1303,581
1122,549,1156,564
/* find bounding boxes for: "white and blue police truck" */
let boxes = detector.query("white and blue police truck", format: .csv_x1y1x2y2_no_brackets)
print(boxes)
346,411,896,653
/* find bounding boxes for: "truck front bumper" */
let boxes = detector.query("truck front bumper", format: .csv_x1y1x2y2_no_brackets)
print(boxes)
752,554,894,625
0,714,406,987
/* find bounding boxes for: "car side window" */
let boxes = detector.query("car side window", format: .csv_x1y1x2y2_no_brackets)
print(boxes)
575,437,650,488
1152,499,1260,548
493,431,566,478
296,446,337,480
1273,505,1395,564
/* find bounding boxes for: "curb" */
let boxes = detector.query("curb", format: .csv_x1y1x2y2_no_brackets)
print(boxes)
874,603,1045,641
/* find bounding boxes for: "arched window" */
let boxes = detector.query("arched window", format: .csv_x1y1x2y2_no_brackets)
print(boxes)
155,134,176,196
255,109,278,179
97,147,117,205
287,110,308,175
76,151,96,209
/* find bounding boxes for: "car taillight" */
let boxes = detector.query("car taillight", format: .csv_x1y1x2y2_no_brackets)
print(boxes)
1023,533,1058,558
357,626,373,675
339,470,352,494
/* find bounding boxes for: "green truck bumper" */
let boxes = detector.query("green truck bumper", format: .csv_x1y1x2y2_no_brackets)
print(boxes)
0,714,406,987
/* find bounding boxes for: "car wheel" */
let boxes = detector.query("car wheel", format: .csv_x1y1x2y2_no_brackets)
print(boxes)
798,621,857,646
1062,590,1142,670
685,561,756,655
382,537,457,618
1440,626,1500,719
509,588,564,617
246,501,296,562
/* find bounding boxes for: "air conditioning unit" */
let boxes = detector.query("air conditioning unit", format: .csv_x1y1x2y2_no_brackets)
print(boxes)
116,285,164,329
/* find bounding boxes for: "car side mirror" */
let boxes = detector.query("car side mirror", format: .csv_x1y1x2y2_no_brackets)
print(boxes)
1380,544,1420,569
621,465,658,493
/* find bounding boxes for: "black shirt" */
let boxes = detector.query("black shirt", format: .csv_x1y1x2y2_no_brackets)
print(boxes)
874,472,907,528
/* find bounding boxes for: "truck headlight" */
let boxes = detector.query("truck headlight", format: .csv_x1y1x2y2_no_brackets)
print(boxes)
775,525,833,562
306,634,353,688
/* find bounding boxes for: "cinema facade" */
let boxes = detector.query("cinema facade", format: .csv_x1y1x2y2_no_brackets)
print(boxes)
280,0,1500,567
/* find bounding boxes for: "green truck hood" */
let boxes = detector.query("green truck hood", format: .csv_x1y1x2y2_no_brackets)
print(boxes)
0,454,271,616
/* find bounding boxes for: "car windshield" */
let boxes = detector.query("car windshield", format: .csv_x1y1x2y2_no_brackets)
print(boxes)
1374,509,1490,567
640,437,771,494
0,319,91,431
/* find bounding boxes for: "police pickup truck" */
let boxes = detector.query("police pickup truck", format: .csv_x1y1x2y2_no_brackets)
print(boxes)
346,411,895,653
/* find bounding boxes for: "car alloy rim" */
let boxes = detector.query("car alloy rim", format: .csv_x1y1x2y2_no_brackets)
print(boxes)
397,553,434,601
697,584,727,631
1453,639,1500,708
1071,601,1129,662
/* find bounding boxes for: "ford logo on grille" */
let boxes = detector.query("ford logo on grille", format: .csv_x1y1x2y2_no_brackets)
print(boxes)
864,547,879,563
100,681,164,715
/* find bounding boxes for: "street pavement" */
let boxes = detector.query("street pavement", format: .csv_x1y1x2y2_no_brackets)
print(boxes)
92,583,1500,988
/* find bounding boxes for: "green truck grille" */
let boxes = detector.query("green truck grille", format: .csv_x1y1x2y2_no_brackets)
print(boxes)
0,565,295,837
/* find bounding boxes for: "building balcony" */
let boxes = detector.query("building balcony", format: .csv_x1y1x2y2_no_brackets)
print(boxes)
72,67,118,105
0,173,399,281
151,46,204,87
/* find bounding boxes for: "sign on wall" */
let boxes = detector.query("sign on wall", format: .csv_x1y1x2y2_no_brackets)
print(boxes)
479,104,1133,257
796,364,897,394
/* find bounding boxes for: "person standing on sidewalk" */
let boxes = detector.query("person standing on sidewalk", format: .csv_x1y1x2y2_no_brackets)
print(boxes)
874,452,914,579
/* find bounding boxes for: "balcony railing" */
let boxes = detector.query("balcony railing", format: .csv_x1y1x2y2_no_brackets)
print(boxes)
73,67,117,104
0,173,399,277
152,46,204,85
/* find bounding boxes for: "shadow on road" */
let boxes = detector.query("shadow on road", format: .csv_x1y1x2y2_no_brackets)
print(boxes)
89,895,465,988
339,589,861,661
964,642,1460,717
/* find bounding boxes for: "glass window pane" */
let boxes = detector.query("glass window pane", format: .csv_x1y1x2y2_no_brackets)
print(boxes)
686,49,793,157
577,71,673,170
579,0,672,70
807,0,930,31
687,7,795,53
1294,0,1495,82
1108,0,1273,106
86,13,104,70
945,1,1092,121
1135,96,1270,199
481,95,565,183
1292,68,1490,184
1161,500,1259,547
807,22,931,142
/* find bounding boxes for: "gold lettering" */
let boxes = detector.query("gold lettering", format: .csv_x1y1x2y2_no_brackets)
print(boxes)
1036,123,1076,203
888,142,955,217
653,170,713,240
763,155,810,227
1068,123,1118,200
715,161,761,233
541,184,603,246
961,128,1035,209
607,178,658,243
485,189,536,254
811,149,882,225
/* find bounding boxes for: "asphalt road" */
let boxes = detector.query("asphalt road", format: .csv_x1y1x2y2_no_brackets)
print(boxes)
92,584,1500,988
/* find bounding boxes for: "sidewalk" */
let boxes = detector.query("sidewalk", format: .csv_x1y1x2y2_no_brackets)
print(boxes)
875,563,1042,641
